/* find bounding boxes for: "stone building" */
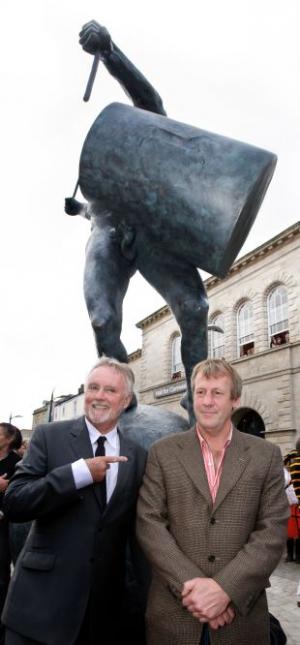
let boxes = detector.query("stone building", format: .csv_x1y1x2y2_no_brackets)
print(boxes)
32,391,83,428
129,221,300,454
32,401,51,428
32,222,300,455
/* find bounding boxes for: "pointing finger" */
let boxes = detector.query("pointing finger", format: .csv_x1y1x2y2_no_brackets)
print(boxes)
103,456,128,463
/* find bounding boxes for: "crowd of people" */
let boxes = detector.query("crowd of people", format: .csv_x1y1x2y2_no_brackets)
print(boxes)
0,424,27,645
0,356,294,645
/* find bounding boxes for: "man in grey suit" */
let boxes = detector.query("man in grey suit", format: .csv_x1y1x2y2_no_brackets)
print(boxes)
2,357,147,645
136,358,289,645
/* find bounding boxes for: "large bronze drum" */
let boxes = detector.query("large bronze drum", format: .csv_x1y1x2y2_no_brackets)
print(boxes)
79,102,276,278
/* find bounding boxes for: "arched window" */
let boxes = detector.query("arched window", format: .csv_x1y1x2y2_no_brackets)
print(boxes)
171,335,183,378
209,314,225,358
237,301,254,357
268,285,289,347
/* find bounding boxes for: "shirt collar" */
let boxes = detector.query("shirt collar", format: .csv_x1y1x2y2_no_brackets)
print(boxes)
196,424,233,449
85,417,119,449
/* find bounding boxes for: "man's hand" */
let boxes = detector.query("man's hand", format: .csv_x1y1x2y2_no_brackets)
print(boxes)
190,606,235,630
85,456,128,483
79,20,112,56
0,474,8,493
207,606,235,629
182,577,231,621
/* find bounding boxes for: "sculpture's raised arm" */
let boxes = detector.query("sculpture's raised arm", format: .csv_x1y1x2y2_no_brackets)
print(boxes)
79,20,167,115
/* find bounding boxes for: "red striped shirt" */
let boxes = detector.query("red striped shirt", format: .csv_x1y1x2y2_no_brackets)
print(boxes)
196,425,233,502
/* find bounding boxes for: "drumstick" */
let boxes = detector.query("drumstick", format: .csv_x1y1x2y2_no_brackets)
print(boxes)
83,53,100,102
72,180,79,199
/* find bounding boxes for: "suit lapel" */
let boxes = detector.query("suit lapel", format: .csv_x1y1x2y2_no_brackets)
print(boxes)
69,417,104,510
106,430,135,510
68,417,94,460
175,429,212,507
213,429,251,512
175,428,251,512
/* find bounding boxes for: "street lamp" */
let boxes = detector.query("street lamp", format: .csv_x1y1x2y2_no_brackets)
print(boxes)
8,413,23,425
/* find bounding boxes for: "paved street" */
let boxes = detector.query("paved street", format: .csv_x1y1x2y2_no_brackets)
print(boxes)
267,559,300,644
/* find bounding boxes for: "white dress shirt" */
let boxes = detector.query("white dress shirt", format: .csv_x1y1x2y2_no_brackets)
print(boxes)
71,419,120,502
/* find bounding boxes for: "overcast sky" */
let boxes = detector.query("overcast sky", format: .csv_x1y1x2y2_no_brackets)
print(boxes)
0,0,299,428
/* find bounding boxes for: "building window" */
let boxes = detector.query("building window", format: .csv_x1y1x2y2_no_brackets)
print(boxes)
171,335,183,379
209,314,225,358
268,285,289,347
237,301,254,357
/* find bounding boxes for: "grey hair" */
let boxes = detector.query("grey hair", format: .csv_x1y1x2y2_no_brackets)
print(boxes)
86,356,135,396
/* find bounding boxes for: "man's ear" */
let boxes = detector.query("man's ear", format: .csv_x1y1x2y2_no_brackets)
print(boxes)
232,397,241,411
123,394,132,410
125,392,138,411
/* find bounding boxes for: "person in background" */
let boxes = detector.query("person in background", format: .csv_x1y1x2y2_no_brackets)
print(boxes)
137,358,289,645
283,439,300,563
15,440,28,459
7,436,31,565
0,423,22,645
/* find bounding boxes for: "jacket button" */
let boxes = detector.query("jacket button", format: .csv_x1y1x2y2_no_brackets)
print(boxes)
210,517,216,524
208,555,215,562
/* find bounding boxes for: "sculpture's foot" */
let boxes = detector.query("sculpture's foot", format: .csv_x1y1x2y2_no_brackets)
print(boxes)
180,393,188,411
180,393,195,427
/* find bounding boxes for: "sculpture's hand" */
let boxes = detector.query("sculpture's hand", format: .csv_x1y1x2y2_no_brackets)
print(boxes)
65,197,84,216
79,20,112,56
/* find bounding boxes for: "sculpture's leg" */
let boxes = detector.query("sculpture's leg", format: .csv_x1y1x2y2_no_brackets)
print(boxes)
169,281,208,425
84,223,136,361
137,241,208,424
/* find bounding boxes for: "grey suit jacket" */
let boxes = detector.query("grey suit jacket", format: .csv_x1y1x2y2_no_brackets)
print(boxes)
136,427,289,645
2,417,147,644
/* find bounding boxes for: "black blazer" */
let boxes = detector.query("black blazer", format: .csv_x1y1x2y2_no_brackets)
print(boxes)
2,417,147,644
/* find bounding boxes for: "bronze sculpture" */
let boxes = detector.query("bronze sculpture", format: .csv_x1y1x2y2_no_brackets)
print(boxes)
66,20,277,422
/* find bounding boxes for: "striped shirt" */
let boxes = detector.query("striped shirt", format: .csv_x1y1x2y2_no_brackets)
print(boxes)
284,449,300,503
196,425,233,502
